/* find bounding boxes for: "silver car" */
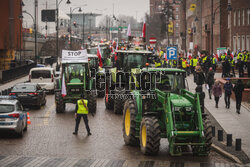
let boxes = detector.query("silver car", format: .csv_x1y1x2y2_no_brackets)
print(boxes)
0,96,27,137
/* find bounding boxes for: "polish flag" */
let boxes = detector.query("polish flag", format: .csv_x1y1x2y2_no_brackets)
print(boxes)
127,24,131,37
142,21,146,38
97,45,103,67
61,74,67,97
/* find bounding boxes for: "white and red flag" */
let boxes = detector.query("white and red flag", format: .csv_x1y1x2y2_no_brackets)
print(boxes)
61,74,67,97
142,21,146,38
127,24,131,37
97,45,103,67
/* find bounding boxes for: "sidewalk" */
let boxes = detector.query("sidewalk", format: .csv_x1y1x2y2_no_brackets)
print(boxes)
0,75,28,91
187,74,250,158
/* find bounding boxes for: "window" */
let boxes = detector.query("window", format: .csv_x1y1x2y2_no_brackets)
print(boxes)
176,7,179,12
176,23,179,27
242,9,245,25
233,36,237,52
238,10,241,26
176,15,179,19
234,11,236,26
228,13,231,29
237,36,241,50
242,35,245,50
247,36,250,51
248,9,250,25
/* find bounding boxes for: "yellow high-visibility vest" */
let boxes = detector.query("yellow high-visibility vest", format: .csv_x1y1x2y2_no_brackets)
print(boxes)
77,99,88,114
213,57,217,64
182,61,187,68
193,58,198,67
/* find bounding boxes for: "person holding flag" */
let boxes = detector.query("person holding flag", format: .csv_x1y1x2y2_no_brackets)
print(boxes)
96,45,103,67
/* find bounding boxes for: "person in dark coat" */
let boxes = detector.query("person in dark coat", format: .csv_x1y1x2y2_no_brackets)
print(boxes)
237,59,244,77
195,66,205,86
195,85,205,113
212,80,222,108
206,67,215,99
223,78,233,109
233,80,245,114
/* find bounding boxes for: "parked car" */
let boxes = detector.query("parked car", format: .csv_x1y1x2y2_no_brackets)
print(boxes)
29,67,55,93
0,96,27,137
10,83,46,108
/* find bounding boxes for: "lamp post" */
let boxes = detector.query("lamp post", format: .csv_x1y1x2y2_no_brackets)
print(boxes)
211,1,232,54
22,11,37,62
56,0,70,59
69,7,82,49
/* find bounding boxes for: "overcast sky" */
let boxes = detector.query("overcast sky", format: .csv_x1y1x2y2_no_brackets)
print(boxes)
22,0,149,34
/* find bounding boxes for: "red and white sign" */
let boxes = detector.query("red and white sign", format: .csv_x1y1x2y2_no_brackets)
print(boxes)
149,37,157,44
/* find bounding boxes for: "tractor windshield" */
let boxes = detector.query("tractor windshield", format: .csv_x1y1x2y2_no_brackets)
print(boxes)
124,54,147,69
65,64,86,83
155,72,185,92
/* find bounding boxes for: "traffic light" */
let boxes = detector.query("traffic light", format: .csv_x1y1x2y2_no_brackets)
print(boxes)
73,21,77,28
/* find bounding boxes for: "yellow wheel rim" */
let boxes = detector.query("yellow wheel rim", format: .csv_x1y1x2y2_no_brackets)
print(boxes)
125,109,130,136
141,124,147,147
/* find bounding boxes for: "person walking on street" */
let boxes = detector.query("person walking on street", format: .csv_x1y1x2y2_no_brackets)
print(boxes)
223,78,233,109
233,80,245,114
238,59,244,77
212,80,222,108
73,94,93,136
206,67,215,99
194,66,205,86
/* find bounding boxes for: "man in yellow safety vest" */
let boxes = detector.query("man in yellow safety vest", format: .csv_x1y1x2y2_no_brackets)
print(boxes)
73,94,93,136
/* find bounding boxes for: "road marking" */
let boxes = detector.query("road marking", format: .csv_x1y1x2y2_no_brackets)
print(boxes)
43,104,55,126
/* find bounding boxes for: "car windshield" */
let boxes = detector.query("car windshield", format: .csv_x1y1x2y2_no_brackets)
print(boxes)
0,104,15,113
12,85,36,92
31,70,51,79
65,64,86,82
87,47,109,57
124,54,147,69
154,72,185,92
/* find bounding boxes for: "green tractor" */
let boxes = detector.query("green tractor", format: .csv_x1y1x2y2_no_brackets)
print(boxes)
88,54,105,98
105,50,152,114
122,68,212,156
55,55,96,114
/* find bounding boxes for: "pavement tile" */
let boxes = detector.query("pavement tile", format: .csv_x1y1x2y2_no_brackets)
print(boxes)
0,156,20,167
5,157,34,167
105,159,125,167
122,159,141,167
138,161,155,167
73,159,96,167
39,157,64,167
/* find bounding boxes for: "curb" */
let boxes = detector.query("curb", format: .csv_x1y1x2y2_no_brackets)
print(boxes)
212,144,242,164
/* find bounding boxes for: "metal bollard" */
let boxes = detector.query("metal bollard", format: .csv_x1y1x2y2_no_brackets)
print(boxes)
236,139,241,151
218,130,223,141
227,134,232,146
212,126,215,137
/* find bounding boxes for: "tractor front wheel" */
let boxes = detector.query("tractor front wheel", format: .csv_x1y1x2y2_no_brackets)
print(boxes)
88,91,97,114
55,92,65,113
114,91,125,114
140,117,161,155
203,116,212,154
123,100,139,146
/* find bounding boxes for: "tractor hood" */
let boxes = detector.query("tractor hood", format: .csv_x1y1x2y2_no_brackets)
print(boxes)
169,93,192,107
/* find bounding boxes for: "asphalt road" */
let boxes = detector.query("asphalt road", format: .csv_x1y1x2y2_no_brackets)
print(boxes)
0,94,232,164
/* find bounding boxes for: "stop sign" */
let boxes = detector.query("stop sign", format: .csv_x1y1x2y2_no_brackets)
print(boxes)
149,37,157,44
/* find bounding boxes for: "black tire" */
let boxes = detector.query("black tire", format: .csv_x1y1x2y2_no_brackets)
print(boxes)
97,77,105,98
24,119,27,131
203,116,213,154
42,98,46,106
114,91,125,114
140,117,161,155
88,91,97,114
55,92,65,113
105,86,114,110
18,126,24,137
123,99,139,146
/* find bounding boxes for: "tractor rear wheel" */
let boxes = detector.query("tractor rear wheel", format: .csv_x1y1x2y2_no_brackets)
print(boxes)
203,116,212,154
123,99,139,146
114,91,125,114
140,117,161,155
105,85,114,110
88,91,97,114
97,78,105,98
55,92,65,113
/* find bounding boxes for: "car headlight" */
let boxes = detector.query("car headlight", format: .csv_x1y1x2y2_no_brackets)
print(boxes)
185,107,192,111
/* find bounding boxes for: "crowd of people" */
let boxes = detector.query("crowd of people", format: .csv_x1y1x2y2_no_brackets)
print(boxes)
151,48,249,114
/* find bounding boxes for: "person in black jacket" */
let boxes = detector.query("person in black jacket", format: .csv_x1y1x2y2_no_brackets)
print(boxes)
223,78,233,109
206,67,215,99
195,66,206,86
233,80,245,114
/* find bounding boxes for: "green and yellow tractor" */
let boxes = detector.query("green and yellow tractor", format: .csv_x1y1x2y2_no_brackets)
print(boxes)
55,56,96,114
122,68,212,156
105,50,152,114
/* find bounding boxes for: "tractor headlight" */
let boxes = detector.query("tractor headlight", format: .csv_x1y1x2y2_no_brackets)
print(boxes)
174,107,181,111
185,107,192,111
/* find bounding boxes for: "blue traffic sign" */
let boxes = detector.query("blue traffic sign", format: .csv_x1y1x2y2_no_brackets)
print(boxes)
167,47,177,60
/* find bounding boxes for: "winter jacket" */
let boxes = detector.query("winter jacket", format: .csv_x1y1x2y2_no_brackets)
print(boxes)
233,82,244,97
212,84,222,97
206,71,215,85
195,72,205,85
224,82,233,95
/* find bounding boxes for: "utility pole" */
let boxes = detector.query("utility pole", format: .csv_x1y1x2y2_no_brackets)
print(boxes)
82,12,85,48
211,0,214,55
34,0,38,63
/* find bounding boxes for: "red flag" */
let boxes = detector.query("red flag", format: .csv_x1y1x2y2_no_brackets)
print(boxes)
61,74,67,97
97,45,103,67
115,52,118,61
142,21,146,38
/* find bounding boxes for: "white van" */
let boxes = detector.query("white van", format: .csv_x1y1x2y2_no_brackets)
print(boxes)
29,67,55,93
